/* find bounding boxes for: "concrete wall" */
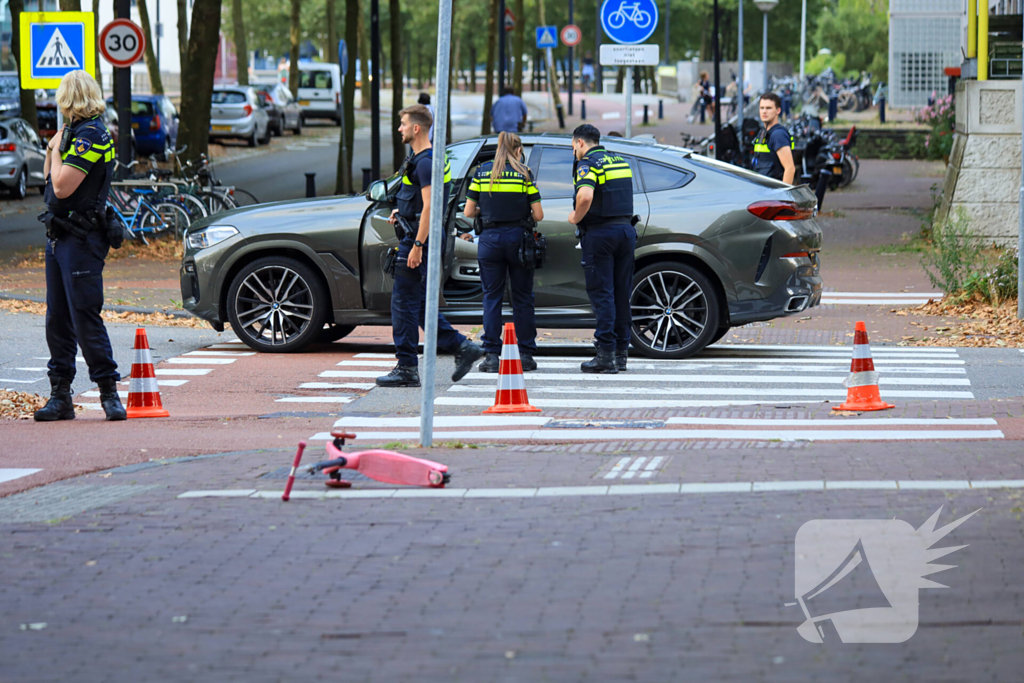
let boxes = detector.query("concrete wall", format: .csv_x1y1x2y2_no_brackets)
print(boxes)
938,80,1023,245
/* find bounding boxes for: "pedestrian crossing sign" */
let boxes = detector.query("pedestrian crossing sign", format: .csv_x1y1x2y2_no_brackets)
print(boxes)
18,12,96,89
536,26,558,49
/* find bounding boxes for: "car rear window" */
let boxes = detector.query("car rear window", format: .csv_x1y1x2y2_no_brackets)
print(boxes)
211,91,248,104
638,160,694,192
0,125,8,140
299,71,333,89
130,100,154,116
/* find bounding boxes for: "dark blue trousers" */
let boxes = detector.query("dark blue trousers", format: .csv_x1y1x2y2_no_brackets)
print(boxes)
45,231,119,383
477,227,536,355
391,236,466,367
580,223,636,352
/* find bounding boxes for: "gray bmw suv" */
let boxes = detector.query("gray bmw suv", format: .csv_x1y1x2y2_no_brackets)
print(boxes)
181,135,823,358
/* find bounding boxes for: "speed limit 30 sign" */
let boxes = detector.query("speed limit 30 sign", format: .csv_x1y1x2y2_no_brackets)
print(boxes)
561,24,582,47
100,19,145,68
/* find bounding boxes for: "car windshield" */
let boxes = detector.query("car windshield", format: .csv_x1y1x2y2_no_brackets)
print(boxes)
0,75,18,98
299,71,332,89
130,101,154,116
211,91,248,104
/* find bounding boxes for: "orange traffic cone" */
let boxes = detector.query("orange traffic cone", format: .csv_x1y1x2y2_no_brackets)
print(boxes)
126,328,170,419
834,321,894,412
483,322,541,414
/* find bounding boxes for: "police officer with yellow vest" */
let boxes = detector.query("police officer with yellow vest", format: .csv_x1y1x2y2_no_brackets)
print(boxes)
752,92,796,184
34,70,126,422
567,124,636,374
463,132,544,373
376,104,484,388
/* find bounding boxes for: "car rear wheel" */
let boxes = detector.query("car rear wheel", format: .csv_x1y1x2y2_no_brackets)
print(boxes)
630,263,720,359
12,167,27,200
227,256,328,353
247,129,257,147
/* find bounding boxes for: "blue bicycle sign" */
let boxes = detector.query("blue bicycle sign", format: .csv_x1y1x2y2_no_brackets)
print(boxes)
600,0,658,45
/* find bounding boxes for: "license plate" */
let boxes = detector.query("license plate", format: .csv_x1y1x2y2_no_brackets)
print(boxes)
298,100,310,106
833,166,842,174
211,125,231,132
131,122,139,129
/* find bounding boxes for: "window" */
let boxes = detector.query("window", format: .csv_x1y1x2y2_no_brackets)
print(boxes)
638,160,694,192
530,146,577,199
211,91,247,104
130,100,154,116
21,123,40,146
299,70,333,89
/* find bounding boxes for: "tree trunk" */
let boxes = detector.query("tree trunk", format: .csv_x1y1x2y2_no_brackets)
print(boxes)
512,0,525,95
92,0,102,93
288,0,301,98
615,66,624,94
481,0,497,135
358,7,370,109
452,34,462,92
336,0,359,194
8,0,38,131
390,0,404,171
136,0,165,93
229,0,248,85
177,0,189,80
469,45,477,94
326,0,337,64
58,0,80,9
538,0,562,113
176,0,222,166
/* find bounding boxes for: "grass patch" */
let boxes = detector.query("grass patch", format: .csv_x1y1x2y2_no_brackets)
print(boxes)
438,441,480,449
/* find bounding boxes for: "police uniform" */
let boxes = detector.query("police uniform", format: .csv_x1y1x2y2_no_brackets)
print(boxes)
382,147,480,383
573,146,636,369
40,116,120,406
753,123,794,181
466,161,541,361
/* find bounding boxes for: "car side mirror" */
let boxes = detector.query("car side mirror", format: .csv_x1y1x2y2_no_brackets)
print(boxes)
368,179,389,202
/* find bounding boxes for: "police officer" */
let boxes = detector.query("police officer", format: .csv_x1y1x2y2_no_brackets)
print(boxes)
752,92,796,184
567,124,635,374
463,132,543,373
376,104,484,388
34,70,126,422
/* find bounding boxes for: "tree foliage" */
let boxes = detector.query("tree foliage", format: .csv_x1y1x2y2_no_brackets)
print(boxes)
814,0,889,78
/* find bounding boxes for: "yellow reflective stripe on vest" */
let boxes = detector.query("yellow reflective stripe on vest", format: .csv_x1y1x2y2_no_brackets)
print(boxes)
753,143,770,153
402,174,413,185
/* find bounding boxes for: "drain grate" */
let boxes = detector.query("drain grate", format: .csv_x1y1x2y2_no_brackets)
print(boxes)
258,411,346,419
0,484,157,524
546,419,666,429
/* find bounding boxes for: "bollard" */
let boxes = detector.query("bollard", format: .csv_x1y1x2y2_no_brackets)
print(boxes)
556,103,565,129
658,99,664,120
879,96,886,124
828,95,838,123
304,172,316,198
643,104,649,125
361,168,372,192
581,99,586,121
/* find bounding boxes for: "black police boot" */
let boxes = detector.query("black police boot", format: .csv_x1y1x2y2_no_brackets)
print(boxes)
33,377,76,422
452,339,485,382
615,350,628,372
98,379,127,421
479,353,501,373
521,354,538,372
581,348,619,374
376,365,421,388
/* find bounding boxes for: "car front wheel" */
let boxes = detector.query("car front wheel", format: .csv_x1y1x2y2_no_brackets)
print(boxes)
226,256,328,352
630,262,720,359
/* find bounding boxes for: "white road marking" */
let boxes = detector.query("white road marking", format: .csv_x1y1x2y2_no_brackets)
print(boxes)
537,361,966,371
206,344,248,350
308,428,1004,442
458,372,971,386
444,387,975,400
640,457,665,479
355,353,409,358
34,356,86,362
165,358,237,365
664,417,997,427
178,479,1024,500
706,344,956,353
620,457,647,480
77,403,104,410
337,360,395,367
117,379,189,387
82,390,129,398
604,457,633,480
155,369,212,376
299,382,376,390
0,468,42,484
437,397,768,409
825,292,944,298
275,396,354,403
184,350,256,357
13,367,47,372
1,378,43,384
822,298,933,305
334,415,552,427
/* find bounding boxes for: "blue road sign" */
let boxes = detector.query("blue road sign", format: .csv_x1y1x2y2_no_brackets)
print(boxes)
535,26,558,49
338,39,348,75
600,0,659,45
30,22,87,81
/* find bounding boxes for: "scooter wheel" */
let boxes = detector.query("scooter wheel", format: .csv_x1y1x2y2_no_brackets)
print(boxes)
325,479,353,489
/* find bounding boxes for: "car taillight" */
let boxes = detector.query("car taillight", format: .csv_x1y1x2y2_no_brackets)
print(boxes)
243,104,253,116
335,92,340,105
747,201,814,221
0,143,16,152
150,114,161,131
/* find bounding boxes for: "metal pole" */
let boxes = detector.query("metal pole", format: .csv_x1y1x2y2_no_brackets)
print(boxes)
498,0,506,94
420,0,453,446
738,0,744,153
371,0,381,180
568,0,574,116
664,0,670,65
156,0,161,68
625,65,633,138
1018,10,1024,319
595,6,601,93
799,0,806,81
116,0,132,178
713,0,722,158
762,11,769,95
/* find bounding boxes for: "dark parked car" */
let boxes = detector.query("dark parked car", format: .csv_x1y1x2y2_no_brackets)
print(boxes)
106,94,178,159
255,83,302,136
181,135,823,357
0,117,46,198
37,97,132,155
0,72,21,119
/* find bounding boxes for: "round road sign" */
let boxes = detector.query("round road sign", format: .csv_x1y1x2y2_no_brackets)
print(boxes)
99,19,145,68
560,24,582,47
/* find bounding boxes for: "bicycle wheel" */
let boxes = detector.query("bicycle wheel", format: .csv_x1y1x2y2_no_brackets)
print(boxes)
608,10,626,29
230,188,260,207
199,191,233,215
141,201,192,239
635,10,652,28
171,193,209,219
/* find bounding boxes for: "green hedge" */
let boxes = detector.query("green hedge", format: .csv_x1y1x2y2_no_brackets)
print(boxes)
826,127,930,160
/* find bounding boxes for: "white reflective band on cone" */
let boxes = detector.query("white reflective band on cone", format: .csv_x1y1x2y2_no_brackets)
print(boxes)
853,344,874,360
499,372,526,391
503,343,521,360
843,371,880,388
129,376,160,394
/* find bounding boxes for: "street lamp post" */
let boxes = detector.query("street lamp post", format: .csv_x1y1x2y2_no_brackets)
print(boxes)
754,0,778,96
799,0,807,82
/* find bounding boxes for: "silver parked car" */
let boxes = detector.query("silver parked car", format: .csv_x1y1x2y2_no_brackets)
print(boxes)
209,86,270,147
181,135,823,357
0,117,46,199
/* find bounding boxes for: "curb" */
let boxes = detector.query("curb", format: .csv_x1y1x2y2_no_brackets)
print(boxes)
0,291,192,318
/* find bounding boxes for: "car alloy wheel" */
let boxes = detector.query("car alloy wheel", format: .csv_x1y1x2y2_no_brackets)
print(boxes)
630,263,720,359
13,167,26,200
227,256,327,352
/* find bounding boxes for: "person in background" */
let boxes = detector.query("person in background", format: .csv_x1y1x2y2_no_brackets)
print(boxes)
418,92,435,142
581,52,596,93
752,92,796,185
491,87,528,134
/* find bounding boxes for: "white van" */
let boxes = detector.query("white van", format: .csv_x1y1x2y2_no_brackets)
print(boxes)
292,62,342,124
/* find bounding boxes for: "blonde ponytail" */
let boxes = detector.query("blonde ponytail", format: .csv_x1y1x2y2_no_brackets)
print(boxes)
489,131,530,193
